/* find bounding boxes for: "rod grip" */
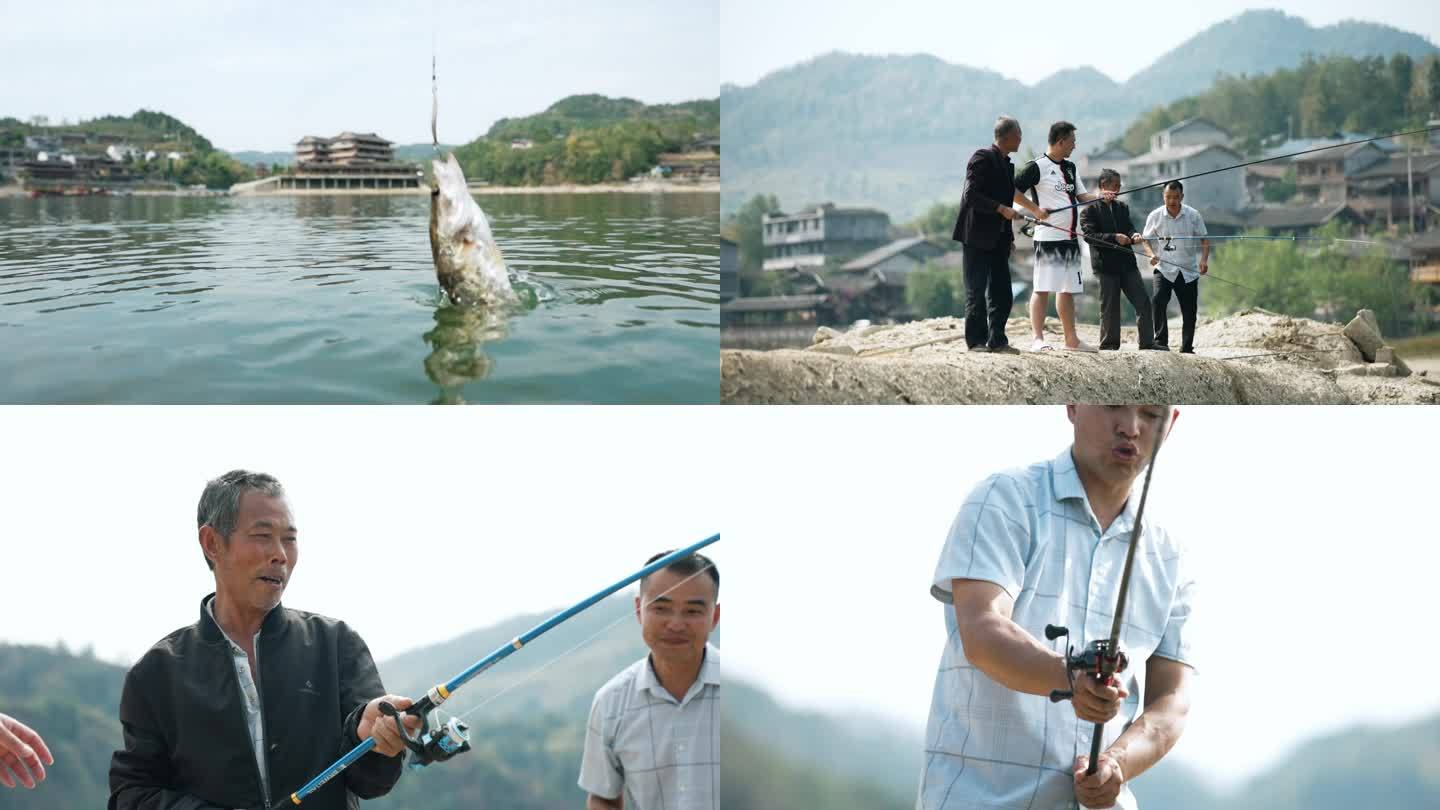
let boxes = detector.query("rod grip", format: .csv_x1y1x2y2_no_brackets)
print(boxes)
1087,723,1104,775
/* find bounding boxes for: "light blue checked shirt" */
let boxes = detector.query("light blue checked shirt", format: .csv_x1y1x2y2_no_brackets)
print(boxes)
580,644,720,810
918,448,1197,810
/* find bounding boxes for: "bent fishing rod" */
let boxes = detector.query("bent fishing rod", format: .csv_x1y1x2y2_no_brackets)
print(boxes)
1021,214,1260,294
1044,414,1166,778
287,533,721,805
1048,123,1440,216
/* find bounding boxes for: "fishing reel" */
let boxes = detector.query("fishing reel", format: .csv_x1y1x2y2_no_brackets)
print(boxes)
1043,624,1129,704
379,700,472,771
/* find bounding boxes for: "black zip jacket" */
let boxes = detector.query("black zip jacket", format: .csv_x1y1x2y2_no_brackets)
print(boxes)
108,595,403,810
1079,199,1139,274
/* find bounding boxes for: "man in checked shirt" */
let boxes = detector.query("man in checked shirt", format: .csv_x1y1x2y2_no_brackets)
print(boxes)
918,405,1196,810
580,551,720,810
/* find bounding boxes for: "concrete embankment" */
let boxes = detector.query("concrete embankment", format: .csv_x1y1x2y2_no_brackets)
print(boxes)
721,309,1440,405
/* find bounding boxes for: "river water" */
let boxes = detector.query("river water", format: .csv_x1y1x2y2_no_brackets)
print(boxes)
0,192,718,403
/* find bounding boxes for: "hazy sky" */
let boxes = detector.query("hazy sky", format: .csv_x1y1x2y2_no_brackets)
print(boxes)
0,0,717,152
720,0,1440,88
0,407,720,668
720,406,1440,791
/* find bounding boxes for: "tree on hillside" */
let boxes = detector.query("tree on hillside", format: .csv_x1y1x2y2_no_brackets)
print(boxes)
1203,224,1415,334
728,193,781,274
906,263,961,318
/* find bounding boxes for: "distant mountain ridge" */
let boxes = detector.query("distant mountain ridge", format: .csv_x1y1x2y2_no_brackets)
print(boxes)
721,9,1439,218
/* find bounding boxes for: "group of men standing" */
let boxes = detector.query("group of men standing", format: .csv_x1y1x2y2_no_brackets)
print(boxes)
952,116,1211,354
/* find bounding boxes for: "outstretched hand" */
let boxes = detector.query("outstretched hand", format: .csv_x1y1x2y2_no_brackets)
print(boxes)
0,713,53,789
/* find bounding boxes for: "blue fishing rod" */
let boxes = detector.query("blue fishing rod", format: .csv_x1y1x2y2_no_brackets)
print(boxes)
287,533,721,805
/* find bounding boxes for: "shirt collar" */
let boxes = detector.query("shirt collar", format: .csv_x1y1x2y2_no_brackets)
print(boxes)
1051,446,1141,541
639,644,719,705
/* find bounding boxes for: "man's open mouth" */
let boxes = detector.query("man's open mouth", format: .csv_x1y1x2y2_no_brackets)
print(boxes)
258,575,284,586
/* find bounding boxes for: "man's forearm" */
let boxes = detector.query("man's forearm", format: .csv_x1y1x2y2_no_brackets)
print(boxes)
1106,691,1189,781
1012,192,1044,217
957,611,1068,696
587,793,622,810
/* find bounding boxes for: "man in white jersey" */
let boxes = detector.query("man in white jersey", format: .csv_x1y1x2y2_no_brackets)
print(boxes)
1012,122,1115,353
918,405,1196,810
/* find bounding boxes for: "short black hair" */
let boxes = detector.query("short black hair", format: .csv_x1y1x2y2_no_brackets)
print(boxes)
1164,180,1184,194
1098,168,1122,188
640,550,719,597
1048,121,1077,145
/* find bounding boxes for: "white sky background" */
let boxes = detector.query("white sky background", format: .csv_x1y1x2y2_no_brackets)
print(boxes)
3,406,1438,793
0,407,720,668
720,0,1440,88
719,406,1440,791
0,0,718,152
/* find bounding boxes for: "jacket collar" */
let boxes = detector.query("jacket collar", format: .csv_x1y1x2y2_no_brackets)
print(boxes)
198,592,287,643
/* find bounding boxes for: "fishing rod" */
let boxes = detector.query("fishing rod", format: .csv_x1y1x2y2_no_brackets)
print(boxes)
1138,234,1381,245
1045,411,1167,779
1021,214,1260,294
1048,123,1440,216
286,533,721,805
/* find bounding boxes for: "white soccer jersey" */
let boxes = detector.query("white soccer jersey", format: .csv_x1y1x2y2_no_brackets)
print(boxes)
1016,154,1088,242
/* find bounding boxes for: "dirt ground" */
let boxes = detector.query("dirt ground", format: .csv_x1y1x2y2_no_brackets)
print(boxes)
721,309,1440,405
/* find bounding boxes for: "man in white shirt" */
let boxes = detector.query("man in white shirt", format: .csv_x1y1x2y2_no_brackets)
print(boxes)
580,551,720,810
1141,182,1210,353
1012,122,1115,353
918,405,1196,810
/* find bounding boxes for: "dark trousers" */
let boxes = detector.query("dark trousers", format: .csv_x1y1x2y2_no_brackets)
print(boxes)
1098,267,1154,350
1152,271,1198,352
962,242,1013,349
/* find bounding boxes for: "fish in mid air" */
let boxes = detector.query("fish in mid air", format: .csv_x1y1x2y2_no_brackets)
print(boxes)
428,153,516,306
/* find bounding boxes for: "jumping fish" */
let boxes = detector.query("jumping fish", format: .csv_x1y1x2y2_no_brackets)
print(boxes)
428,54,515,306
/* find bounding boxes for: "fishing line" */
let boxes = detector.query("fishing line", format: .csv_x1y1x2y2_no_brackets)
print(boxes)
1023,215,1260,293
436,563,718,728
1048,123,1440,215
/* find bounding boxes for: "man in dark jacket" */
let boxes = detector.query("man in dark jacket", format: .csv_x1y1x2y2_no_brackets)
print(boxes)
1079,169,1159,351
109,470,421,810
952,115,1025,352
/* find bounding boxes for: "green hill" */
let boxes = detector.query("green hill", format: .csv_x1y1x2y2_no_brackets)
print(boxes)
453,94,718,186
721,9,1440,218
0,109,251,188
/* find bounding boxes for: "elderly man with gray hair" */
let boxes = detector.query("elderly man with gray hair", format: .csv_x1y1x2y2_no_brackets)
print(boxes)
951,115,1026,353
109,470,418,810
1079,168,1158,351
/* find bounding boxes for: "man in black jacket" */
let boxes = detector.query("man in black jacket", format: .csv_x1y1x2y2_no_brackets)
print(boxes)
1079,169,1159,351
952,115,1025,352
109,470,421,810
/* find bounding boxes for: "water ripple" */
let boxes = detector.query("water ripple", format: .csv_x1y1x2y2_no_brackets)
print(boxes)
0,192,719,403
